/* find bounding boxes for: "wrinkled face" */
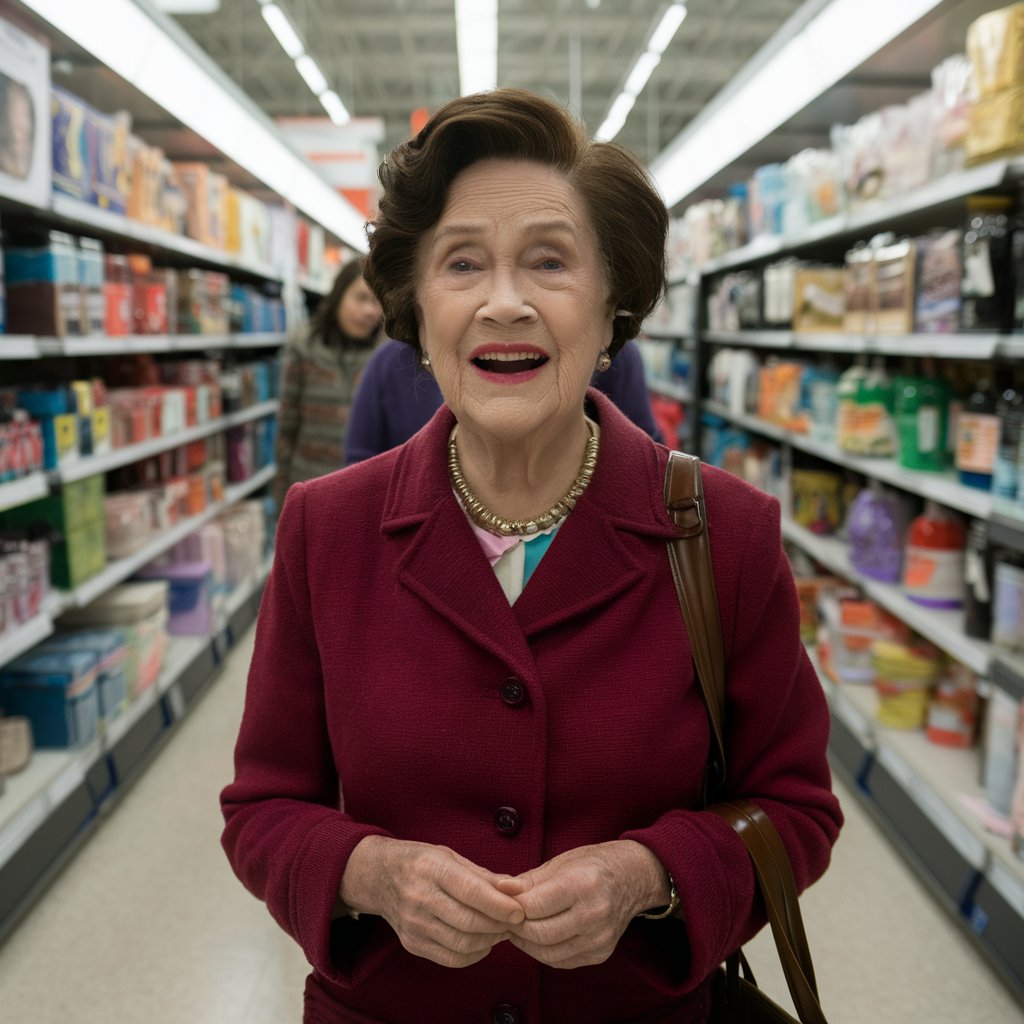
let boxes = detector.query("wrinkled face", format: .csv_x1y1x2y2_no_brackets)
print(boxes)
337,275,382,339
414,158,614,445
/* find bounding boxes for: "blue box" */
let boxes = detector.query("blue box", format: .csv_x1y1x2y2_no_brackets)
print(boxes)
0,648,99,747
36,630,128,722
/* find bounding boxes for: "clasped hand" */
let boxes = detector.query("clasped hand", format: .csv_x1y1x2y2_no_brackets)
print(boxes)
341,837,668,970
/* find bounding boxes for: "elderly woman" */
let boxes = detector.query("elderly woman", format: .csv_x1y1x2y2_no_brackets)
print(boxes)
221,89,842,1023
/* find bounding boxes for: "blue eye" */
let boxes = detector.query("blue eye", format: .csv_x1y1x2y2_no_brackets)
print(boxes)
450,259,474,272
538,258,563,270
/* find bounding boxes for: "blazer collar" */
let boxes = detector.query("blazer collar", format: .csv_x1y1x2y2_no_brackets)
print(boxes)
381,390,680,649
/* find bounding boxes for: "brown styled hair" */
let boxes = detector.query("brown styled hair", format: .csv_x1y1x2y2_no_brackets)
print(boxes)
363,88,667,357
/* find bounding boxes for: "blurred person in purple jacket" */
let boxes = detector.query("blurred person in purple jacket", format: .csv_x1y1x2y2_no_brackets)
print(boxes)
345,335,662,464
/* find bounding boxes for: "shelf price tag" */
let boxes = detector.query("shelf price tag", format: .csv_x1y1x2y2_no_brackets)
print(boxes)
876,746,987,869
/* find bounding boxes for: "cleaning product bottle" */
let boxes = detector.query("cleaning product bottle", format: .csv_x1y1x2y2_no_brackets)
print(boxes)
903,500,967,608
835,359,868,454
857,357,896,457
955,375,999,489
994,371,1023,500
894,370,950,472
963,518,993,639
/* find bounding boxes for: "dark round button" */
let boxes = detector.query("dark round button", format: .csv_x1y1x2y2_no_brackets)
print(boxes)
500,679,526,706
494,806,521,835
492,1004,520,1024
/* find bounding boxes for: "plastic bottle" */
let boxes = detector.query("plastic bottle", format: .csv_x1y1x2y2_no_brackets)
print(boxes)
994,373,1024,500
903,501,967,608
963,518,993,639
894,372,950,472
960,195,1015,332
955,376,999,489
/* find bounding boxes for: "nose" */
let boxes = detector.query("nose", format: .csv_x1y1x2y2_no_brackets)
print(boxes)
477,269,536,325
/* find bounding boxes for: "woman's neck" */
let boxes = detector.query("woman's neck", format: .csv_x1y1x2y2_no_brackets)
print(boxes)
453,415,593,526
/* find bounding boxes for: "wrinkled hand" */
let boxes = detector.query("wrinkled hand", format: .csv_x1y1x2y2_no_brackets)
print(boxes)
340,836,525,968
496,840,668,969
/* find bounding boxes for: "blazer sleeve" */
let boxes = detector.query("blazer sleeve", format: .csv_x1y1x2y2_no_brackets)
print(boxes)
595,340,663,443
621,491,842,988
220,482,392,986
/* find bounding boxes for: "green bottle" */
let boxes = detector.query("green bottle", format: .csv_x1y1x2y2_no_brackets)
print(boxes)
895,373,950,472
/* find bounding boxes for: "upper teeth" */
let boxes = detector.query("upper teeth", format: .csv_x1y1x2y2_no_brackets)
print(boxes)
478,352,544,361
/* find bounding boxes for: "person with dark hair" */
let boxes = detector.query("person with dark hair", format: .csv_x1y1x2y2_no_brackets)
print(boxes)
223,88,841,1023
272,257,382,507
344,335,662,463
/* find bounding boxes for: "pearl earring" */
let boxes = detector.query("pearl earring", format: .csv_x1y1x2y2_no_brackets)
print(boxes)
596,350,612,372
421,351,432,370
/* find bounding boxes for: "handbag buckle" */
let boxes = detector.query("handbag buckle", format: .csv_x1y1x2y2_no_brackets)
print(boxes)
668,496,703,538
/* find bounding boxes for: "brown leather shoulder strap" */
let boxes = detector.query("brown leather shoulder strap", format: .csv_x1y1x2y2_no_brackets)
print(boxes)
709,801,827,1024
664,450,726,789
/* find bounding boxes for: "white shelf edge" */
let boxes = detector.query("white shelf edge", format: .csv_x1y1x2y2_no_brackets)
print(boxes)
53,403,279,484
31,332,287,358
703,402,994,520
782,518,992,675
0,473,49,513
0,336,42,359
697,158,1013,276
50,195,282,283
646,380,693,404
0,611,55,668
703,330,1005,360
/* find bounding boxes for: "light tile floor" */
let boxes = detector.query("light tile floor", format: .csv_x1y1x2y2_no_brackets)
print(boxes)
0,626,1021,1023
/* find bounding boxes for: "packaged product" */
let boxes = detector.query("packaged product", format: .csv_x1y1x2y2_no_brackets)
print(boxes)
846,484,909,583
871,637,941,730
894,372,950,472
966,3,1024,98
927,660,979,748
983,687,1021,816
872,237,916,334
792,267,847,333
902,501,967,609
913,230,962,333
966,86,1024,165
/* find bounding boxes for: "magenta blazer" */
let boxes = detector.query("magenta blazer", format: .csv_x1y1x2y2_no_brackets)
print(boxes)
222,389,842,1023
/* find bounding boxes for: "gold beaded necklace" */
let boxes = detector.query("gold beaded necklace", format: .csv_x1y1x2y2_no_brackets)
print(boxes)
448,419,599,537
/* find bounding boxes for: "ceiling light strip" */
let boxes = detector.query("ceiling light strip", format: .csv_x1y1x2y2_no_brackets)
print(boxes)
21,0,365,247
455,0,498,95
650,0,944,209
595,3,686,141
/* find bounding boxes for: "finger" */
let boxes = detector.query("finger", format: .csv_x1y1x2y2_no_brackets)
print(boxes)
507,932,613,970
441,869,525,926
401,931,498,970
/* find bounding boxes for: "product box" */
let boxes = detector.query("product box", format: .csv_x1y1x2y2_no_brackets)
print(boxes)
136,560,214,636
173,162,227,247
966,3,1024,99
87,105,129,214
50,517,107,589
793,268,847,333
58,581,169,696
965,86,1024,165
914,230,962,334
0,15,51,209
5,229,84,336
78,237,106,333
2,472,104,535
843,246,875,334
873,238,916,334
50,85,90,202
0,648,99,747
36,629,128,722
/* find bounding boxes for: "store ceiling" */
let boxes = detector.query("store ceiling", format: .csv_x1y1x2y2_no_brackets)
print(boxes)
162,0,806,168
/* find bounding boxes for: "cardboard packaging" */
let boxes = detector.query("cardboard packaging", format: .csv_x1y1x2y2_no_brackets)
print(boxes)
966,3,1024,99
793,267,847,333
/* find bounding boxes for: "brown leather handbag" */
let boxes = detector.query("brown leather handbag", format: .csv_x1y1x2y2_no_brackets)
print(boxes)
664,451,829,1024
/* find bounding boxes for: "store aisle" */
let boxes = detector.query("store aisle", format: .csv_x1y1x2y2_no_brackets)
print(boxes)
0,625,1020,1024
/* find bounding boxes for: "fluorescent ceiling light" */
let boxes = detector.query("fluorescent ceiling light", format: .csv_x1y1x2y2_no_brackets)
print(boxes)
595,2,686,142
153,0,220,11
20,0,368,250
624,51,661,97
595,92,636,142
455,0,498,94
295,54,329,96
319,89,351,126
261,3,304,60
647,4,687,55
651,0,944,208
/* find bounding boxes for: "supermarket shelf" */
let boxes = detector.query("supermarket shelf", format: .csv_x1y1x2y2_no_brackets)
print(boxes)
990,505,1024,555
34,332,287,357
50,195,282,283
299,275,328,296
782,517,992,676
0,561,271,942
703,330,1006,360
0,336,43,359
0,473,49,514
700,157,1019,277
0,610,55,669
52,402,279,484
641,329,693,342
647,379,693,404
992,655,1024,703
54,463,276,612
704,401,994,520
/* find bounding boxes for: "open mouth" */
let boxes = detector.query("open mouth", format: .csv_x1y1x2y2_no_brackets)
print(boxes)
471,351,549,374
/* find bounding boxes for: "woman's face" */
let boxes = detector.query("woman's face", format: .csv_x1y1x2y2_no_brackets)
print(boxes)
336,275,382,339
414,158,614,445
